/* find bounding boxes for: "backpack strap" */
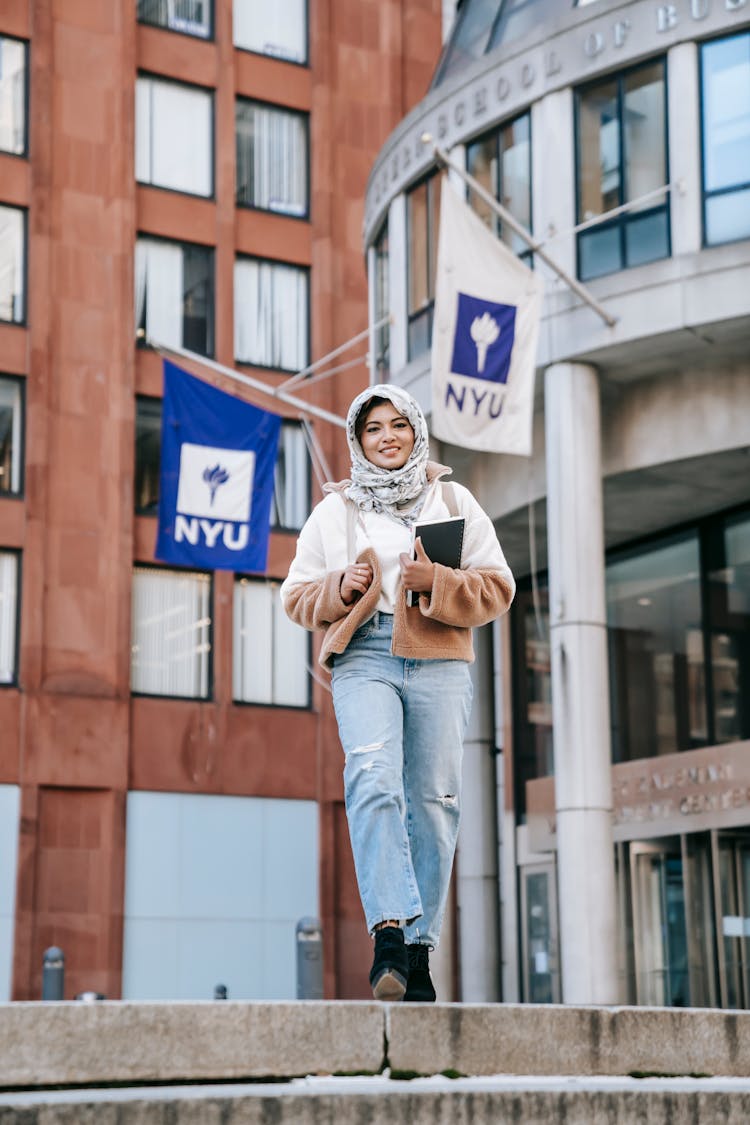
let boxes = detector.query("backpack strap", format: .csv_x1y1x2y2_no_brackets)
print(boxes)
441,481,459,517
344,493,357,564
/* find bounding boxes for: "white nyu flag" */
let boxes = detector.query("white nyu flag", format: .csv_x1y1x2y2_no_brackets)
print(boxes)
431,179,543,456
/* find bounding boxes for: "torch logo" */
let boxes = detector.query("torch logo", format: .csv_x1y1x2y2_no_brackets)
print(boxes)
450,292,517,385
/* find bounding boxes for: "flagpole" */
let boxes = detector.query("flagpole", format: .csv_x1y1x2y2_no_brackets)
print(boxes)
424,135,617,329
276,314,392,392
150,340,347,429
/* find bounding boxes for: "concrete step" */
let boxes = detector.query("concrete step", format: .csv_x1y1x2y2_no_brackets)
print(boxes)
2,1075,750,1124
2,1000,750,1088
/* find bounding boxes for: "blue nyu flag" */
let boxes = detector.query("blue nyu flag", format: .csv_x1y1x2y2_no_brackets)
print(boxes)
156,360,281,572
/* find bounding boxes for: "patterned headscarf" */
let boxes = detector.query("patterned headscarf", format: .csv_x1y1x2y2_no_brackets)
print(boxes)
343,384,430,526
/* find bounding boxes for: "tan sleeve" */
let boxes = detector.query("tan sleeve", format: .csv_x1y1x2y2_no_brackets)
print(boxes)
417,565,515,628
283,570,352,631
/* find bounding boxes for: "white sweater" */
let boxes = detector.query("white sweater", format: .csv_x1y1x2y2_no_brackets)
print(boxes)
280,476,514,616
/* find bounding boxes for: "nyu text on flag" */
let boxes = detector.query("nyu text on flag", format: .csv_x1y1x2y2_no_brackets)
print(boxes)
156,360,281,572
430,179,544,456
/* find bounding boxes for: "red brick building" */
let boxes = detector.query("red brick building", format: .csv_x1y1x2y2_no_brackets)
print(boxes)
0,0,442,1001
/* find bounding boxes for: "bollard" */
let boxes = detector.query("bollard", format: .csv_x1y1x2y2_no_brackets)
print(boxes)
296,917,323,1000
214,983,228,1000
42,947,65,1001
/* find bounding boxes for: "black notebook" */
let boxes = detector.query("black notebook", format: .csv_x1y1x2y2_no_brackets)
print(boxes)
407,515,465,606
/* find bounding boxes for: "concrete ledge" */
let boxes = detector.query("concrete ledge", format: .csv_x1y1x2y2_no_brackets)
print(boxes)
388,1004,750,1078
0,1002,384,1087
2,1001,750,1090
3,1076,750,1125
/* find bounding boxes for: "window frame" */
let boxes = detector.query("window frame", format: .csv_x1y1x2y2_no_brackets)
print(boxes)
232,0,310,68
271,420,311,532
0,548,21,688
135,71,215,200
232,575,311,709
699,30,750,249
0,374,24,500
131,563,214,702
574,56,671,281
235,96,310,219
466,109,533,265
136,0,214,40
135,232,216,358
406,172,442,362
233,253,310,373
0,35,29,158
0,204,27,327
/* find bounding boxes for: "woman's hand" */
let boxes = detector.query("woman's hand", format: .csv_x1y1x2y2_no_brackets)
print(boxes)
399,537,435,596
340,563,373,605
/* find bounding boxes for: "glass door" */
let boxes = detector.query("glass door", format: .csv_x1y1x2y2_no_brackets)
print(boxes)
520,863,560,1003
714,831,750,1009
630,840,689,1006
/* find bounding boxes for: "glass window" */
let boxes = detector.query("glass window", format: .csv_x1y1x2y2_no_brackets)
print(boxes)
235,100,308,216
272,423,309,530
135,75,213,198
607,534,706,763
576,60,670,280
0,551,19,684
467,112,531,261
234,257,308,371
131,566,211,698
372,221,390,378
0,784,20,1002
135,237,214,356
135,396,161,515
136,0,212,38
0,206,25,324
233,0,307,65
0,377,22,496
433,0,498,87
706,512,750,744
233,578,309,706
487,0,557,55
701,32,750,246
407,174,442,361
511,580,552,821
0,37,27,156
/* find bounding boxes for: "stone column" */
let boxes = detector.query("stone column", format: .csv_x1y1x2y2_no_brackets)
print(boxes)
544,362,618,1005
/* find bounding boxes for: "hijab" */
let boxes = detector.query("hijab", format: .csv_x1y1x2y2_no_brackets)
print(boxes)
342,384,430,526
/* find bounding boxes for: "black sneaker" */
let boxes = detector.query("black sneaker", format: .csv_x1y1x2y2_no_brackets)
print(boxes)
369,926,408,1001
403,943,436,1002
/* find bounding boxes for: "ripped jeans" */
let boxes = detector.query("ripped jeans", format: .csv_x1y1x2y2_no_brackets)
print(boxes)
331,612,473,947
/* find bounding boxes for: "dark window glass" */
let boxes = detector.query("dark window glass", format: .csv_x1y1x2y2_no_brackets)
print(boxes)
135,238,214,357
0,36,27,155
135,397,161,515
701,33,750,246
235,100,308,216
432,0,498,86
137,0,212,38
576,60,670,280
0,376,23,496
373,222,390,377
467,112,532,261
512,581,552,821
407,174,442,361
706,513,750,744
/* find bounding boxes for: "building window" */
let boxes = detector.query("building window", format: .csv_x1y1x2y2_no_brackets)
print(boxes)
134,400,307,529
272,423,309,530
0,377,22,496
236,100,308,216
576,59,670,280
135,396,161,515
136,0,212,38
0,551,19,685
136,75,213,198
234,257,308,372
467,112,532,261
0,37,27,156
135,237,214,356
131,566,211,699
511,579,552,822
233,578,309,706
407,174,442,361
372,221,390,378
0,206,25,324
701,32,750,246
706,511,750,744
233,0,307,65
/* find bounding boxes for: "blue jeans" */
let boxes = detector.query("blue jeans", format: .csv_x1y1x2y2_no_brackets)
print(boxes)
331,613,473,947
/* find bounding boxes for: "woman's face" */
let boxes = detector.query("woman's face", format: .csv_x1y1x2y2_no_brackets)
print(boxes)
359,402,415,470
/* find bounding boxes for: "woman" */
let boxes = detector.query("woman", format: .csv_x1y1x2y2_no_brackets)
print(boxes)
280,384,515,1002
